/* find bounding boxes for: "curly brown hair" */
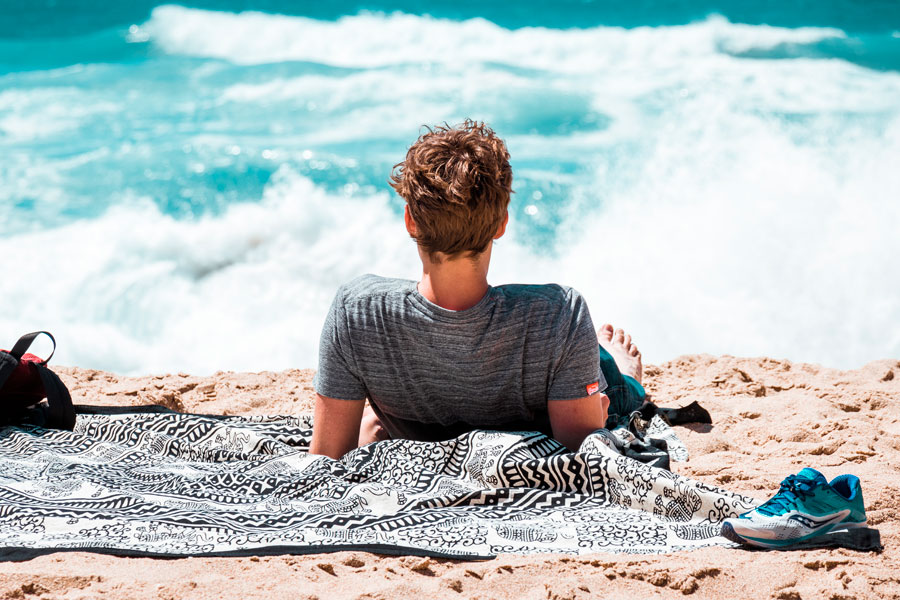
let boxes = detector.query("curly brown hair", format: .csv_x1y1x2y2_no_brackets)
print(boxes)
390,120,513,260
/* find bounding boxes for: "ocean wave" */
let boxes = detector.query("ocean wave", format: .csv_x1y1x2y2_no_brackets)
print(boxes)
542,113,900,371
3,134,899,376
143,5,847,69
3,6,899,374
0,170,417,374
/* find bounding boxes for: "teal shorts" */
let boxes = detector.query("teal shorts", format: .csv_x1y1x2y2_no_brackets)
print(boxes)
598,344,647,428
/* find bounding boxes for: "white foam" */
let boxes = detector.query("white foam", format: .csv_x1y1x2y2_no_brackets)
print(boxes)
533,109,900,368
144,6,844,69
3,8,899,374
0,87,119,141
202,9,895,153
0,170,418,374
4,127,898,375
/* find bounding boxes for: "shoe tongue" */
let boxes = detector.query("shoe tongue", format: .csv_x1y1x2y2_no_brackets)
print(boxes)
796,468,827,485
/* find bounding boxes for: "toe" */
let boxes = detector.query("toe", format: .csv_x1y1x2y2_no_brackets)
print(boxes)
613,328,625,343
623,334,632,348
598,324,614,341
629,345,640,357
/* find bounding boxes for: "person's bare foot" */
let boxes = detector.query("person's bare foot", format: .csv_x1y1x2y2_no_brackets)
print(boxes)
597,323,643,384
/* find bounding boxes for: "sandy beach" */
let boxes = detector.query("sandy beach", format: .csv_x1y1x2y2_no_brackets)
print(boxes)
1,354,898,599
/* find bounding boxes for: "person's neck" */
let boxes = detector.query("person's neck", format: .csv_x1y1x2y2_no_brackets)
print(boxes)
417,244,492,311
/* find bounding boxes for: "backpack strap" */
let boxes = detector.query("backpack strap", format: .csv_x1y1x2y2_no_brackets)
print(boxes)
34,364,76,431
9,331,56,364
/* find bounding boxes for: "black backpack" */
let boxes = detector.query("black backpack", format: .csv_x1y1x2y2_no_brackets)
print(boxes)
0,331,76,430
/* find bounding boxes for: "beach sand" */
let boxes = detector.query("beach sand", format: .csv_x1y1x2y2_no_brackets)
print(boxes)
1,355,898,599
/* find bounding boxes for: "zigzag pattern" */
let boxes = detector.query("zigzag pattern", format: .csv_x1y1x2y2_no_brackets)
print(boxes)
0,412,755,557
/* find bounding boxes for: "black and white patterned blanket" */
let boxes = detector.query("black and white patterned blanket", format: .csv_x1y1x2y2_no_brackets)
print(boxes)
0,411,754,558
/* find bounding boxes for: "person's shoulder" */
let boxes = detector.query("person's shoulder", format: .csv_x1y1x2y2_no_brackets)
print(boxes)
495,283,581,306
492,283,588,319
492,284,590,334
336,274,414,303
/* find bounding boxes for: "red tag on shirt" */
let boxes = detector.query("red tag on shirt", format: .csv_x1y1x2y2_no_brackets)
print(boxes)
586,381,600,395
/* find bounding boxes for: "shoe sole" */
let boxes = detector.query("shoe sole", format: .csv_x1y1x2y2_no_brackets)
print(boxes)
721,522,881,551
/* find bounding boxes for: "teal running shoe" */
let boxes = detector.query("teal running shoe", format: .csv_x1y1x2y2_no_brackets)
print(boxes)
721,468,867,549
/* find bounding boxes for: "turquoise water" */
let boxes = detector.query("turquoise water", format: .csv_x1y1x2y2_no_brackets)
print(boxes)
2,1,899,374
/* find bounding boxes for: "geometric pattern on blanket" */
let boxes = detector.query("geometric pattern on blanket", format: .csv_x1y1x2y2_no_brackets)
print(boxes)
0,412,755,558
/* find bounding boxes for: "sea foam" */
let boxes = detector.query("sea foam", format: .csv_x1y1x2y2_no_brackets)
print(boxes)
1,171,416,374
2,7,899,374
144,5,845,69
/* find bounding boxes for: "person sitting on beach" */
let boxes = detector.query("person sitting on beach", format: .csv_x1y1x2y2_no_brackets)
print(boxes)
310,120,647,459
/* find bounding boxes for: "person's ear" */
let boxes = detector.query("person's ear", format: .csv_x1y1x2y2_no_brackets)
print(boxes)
404,205,417,236
494,210,509,240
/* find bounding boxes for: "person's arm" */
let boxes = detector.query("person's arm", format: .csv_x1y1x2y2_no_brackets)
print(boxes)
547,392,610,452
545,288,608,451
312,284,369,459
310,393,365,460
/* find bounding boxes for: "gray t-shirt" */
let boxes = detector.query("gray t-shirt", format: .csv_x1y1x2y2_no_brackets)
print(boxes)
314,274,606,442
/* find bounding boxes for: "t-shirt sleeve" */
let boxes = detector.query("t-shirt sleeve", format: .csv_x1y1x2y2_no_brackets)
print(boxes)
547,289,607,401
313,286,368,401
